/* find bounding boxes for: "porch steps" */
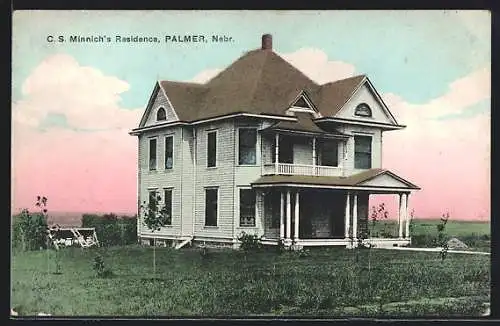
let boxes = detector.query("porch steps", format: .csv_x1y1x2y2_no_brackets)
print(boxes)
175,236,193,250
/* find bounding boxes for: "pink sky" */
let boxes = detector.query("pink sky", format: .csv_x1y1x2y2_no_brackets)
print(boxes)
11,52,490,221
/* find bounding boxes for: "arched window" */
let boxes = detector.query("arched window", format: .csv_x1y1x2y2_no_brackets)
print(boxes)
156,107,167,121
354,103,372,117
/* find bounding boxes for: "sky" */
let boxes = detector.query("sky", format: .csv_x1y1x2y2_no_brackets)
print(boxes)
11,10,490,220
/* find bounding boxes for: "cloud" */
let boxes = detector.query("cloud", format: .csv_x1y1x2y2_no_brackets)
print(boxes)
454,10,491,41
383,66,490,122
12,52,490,220
12,54,141,213
378,66,491,220
189,68,223,83
187,48,356,85
12,123,138,213
13,53,141,130
279,48,356,84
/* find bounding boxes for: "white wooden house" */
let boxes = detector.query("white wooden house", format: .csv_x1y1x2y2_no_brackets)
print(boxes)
130,34,420,249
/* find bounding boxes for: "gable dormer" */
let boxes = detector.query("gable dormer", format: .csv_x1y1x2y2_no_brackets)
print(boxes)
285,91,322,119
138,82,179,128
334,78,398,125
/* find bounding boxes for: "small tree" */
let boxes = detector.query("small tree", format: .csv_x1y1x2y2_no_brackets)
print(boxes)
370,203,390,238
140,192,170,278
35,196,57,274
437,212,450,261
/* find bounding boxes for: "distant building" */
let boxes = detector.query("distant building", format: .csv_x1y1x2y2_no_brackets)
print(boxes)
130,34,420,249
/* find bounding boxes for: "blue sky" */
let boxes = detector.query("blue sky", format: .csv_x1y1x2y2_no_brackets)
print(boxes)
11,11,491,218
13,10,490,109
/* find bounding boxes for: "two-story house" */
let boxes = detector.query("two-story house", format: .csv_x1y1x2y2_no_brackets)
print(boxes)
129,34,420,249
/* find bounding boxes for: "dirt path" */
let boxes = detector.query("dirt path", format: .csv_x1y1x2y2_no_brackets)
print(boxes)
381,247,490,255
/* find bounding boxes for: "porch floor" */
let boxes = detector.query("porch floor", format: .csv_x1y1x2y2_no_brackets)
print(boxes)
261,237,411,248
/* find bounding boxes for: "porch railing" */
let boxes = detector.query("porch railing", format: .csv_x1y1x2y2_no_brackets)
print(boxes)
263,163,341,177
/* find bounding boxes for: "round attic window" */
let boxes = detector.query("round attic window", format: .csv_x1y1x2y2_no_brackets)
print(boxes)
354,103,372,117
156,107,167,121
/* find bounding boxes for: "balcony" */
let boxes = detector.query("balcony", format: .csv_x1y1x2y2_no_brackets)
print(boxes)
263,163,341,177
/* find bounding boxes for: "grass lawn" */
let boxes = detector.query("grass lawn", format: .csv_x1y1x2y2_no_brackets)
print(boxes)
370,219,490,250
11,245,490,317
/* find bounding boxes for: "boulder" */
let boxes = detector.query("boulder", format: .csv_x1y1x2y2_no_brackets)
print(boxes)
37,312,51,316
11,309,18,316
447,237,468,249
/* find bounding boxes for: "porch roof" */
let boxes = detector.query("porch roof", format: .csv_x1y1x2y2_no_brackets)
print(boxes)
251,168,421,192
260,112,350,139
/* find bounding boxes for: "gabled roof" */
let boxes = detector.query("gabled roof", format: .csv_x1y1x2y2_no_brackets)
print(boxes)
314,75,366,117
252,168,420,191
142,35,401,128
261,112,349,139
155,46,368,123
158,81,209,122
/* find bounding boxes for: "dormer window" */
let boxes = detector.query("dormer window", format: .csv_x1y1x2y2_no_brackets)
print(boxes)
355,103,372,117
156,107,167,121
293,96,309,108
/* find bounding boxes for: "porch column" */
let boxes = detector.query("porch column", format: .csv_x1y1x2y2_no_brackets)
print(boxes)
345,192,351,238
398,194,404,238
352,194,358,239
274,133,279,173
405,193,410,238
286,190,291,241
294,191,300,240
280,191,285,239
312,137,316,166
255,190,262,236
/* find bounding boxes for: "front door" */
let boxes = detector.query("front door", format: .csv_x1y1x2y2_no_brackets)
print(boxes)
299,191,314,238
279,135,294,164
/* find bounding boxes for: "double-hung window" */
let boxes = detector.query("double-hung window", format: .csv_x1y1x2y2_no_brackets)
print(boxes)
354,135,372,169
238,128,257,165
165,135,173,169
317,139,338,167
205,188,218,226
207,131,217,168
162,189,172,225
239,188,256,227
149,138,157,170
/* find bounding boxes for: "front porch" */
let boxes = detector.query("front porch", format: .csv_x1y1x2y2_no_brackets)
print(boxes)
255,187,412,249
250,169,420,249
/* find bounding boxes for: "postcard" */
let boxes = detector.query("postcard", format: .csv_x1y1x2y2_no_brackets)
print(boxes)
11,10,491,318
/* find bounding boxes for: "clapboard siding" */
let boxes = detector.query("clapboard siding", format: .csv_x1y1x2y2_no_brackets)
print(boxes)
293,137,313,165
233,120,265,236
194,121,235,239
138,127,183,237
180,127,194,236
144,87,178,127
261,134,274,165
336,82,393,124
342,125,382,176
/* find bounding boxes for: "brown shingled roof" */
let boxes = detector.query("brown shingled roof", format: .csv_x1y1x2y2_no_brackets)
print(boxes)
315,75,366,116
156,47,366,123
251,168,420,190
262,112,349,138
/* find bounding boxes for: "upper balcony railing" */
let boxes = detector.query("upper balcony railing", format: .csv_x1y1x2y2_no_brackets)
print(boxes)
263,163,341,177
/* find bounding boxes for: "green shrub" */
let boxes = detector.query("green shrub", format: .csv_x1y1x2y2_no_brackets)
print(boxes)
411,234,440,247
12,210,48,251
81,214,137,247
92,254,113,278
237,232,263,252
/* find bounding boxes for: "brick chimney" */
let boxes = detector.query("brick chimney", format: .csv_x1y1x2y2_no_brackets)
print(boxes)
261,34,272,50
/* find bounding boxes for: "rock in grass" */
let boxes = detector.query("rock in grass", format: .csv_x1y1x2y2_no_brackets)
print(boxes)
447,238,468,249
37,312,51,316
11,309,18,316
